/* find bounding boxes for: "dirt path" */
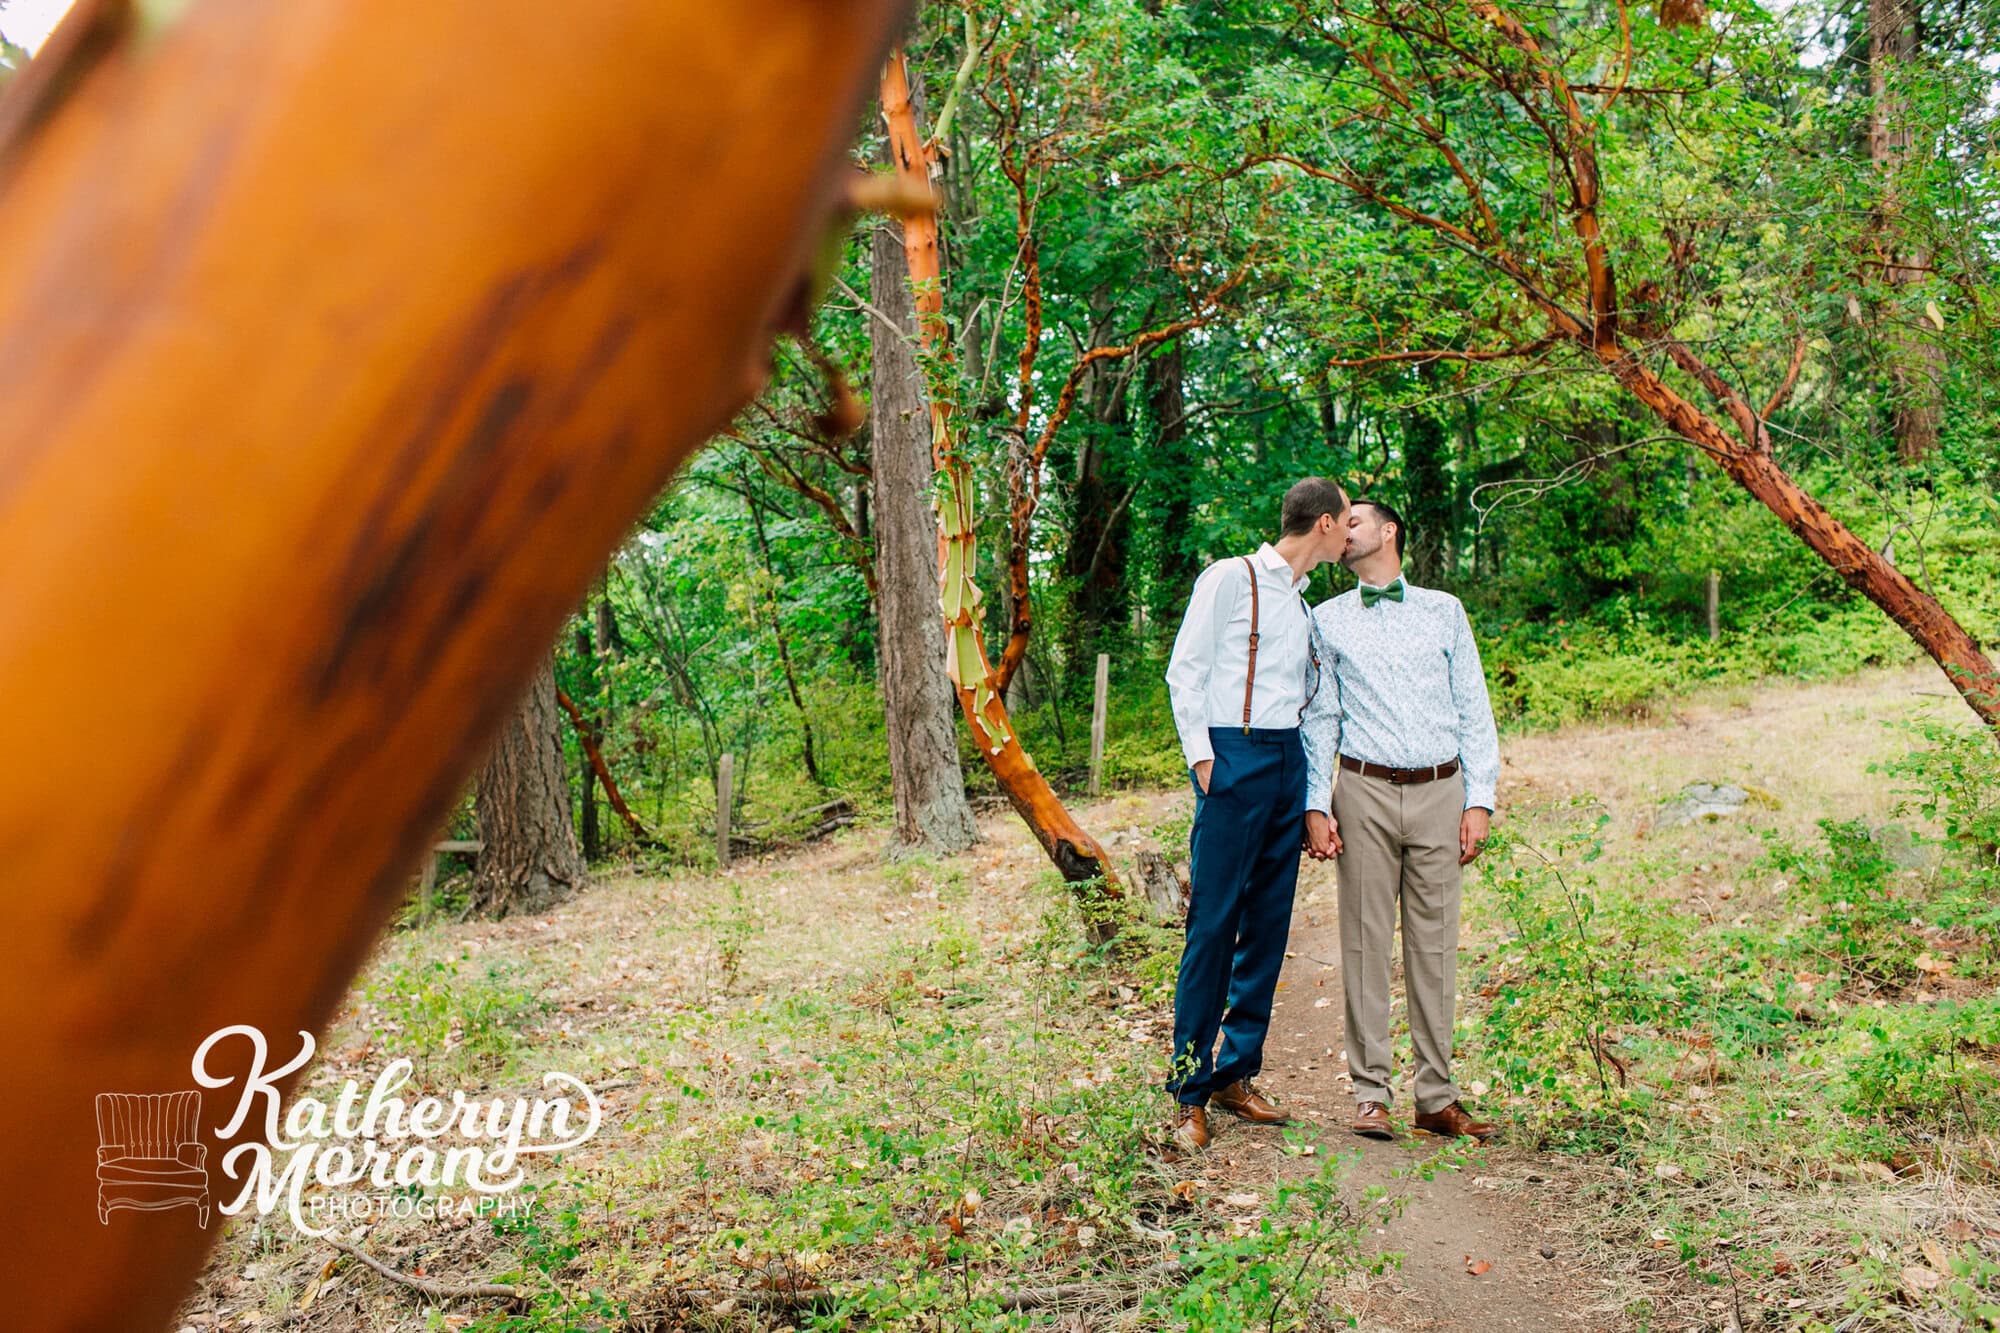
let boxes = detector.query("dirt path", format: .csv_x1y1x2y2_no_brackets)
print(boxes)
1246,905,1607,1331
1092,664,1951,1331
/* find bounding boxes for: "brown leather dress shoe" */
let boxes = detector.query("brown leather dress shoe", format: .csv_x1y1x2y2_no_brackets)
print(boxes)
1351,1100,1394,1140
1413,1101,1496,1140
1172,1104,1211,1152
1211,1079,1293,1125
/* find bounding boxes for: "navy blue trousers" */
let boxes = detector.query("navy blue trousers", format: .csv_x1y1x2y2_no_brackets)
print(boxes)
1169,726,1306,1105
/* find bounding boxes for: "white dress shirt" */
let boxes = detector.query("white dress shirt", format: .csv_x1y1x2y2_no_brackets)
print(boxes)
1165,544,1323,767
1300,577,1501,815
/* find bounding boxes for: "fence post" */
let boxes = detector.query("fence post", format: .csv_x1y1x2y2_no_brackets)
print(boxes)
1089,653,1110,797
1706,569,1720,642
716,753,734,869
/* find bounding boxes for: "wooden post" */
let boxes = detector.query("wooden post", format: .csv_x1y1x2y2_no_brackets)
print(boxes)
1089,653,1110,797
418,855,438,925
416,840,484,924
717,753,734,869
1706,569,1721,642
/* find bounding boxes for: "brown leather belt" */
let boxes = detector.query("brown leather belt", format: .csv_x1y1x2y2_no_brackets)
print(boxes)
1339,754,1460,785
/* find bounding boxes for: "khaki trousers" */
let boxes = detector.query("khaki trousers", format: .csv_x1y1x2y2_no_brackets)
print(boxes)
1333,767,1464,1113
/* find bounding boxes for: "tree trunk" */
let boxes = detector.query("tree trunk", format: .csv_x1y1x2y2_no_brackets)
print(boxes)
1336,0,1996,734
1401,392,1452,584
1149,343,1201,616
474,656,588,916
870,221,980,855
555,685,651,845
574,624,601,859
1868,0,1943,462
744,485,825,787
0,3,906,1323
1062,293,1134,659
880,49,1121,914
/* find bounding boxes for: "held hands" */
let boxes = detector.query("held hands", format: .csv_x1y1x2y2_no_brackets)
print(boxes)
1459,807,1491,865
1303,810,1342,860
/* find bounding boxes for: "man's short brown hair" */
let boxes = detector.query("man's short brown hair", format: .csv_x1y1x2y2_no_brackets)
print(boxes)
1280,476,1350,536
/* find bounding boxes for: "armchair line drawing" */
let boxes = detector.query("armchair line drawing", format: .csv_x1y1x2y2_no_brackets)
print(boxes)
94,1091,210,1227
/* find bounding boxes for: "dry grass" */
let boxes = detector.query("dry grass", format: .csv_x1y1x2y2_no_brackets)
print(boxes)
172,663,1999,1332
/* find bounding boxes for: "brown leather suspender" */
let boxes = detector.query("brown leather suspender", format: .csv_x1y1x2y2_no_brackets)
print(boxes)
1238,554,1321,733
1240,555,1259,732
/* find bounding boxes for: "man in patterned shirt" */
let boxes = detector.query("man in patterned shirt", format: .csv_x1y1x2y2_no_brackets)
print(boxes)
1300,499,1501,1141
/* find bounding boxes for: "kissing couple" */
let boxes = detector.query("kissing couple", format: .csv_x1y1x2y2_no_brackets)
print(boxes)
1162,476,1501,1152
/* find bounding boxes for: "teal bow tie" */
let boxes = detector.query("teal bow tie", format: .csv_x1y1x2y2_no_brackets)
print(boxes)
1360,579,1406,609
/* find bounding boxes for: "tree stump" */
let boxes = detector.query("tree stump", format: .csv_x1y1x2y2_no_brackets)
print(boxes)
1134,849,1189,924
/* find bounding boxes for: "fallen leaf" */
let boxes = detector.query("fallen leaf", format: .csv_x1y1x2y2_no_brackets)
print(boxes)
1655,1163,1684,1180
1223,1192,1261,1208
1943,1220,1976,1242
1466,1257,1492,1276
1902,1264,1943,1295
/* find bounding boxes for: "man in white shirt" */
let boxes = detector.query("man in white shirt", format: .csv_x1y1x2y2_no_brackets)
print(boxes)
1162,477,1351,1153
1302,499,1501,1141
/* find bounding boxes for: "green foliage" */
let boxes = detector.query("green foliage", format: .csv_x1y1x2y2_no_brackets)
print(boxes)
1880,716,2000,857
358,953,547,1080
468,1193,628,1331
1836,999,2000,1127
520,0,1999,871
1468,728,2000,1324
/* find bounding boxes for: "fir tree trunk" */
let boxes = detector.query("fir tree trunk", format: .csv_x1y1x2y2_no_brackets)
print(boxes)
1401,394,1453,585
1149,343,1201,618
474,655,588,915
1869,0,1943,461
870,222,980,855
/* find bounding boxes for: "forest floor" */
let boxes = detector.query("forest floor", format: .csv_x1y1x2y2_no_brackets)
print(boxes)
175,663,2000,1332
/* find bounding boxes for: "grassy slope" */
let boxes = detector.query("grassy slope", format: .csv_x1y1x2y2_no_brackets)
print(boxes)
176,664,2000,1332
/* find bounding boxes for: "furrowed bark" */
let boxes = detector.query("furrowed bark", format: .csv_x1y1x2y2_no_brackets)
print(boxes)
475,657,588,916
869,219,980,856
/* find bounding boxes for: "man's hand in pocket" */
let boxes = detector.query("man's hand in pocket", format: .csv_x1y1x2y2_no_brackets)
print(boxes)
1193,760,1212,794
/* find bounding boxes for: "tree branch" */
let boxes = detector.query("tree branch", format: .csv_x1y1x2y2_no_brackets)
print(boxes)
1761,332,1809,421
325,1238,523,1304
555,687,654,844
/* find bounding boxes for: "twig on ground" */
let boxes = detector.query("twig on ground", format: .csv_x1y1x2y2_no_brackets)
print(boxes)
325,1237,522,1303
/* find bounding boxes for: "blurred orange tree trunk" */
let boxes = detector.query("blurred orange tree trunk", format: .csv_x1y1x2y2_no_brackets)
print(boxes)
0,0,907,1327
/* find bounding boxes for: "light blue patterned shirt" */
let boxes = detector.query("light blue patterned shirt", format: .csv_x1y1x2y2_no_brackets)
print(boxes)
1300,578,1500,815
